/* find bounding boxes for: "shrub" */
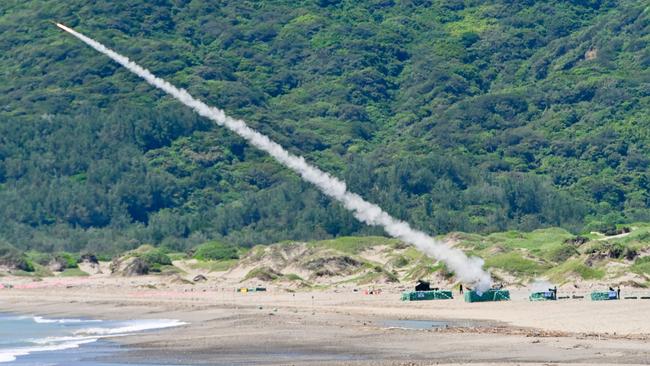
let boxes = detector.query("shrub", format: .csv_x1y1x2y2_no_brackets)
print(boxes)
587,221,617,235
390,255,409,268
26,251,53,266
631,257,650,275
193,241,239,261
604,243,637,260
244,267,281,281
139,249,172,269
55,252,79,269
548,245,578,263
284,273,303,281
635,256,650,265
0,242,34,272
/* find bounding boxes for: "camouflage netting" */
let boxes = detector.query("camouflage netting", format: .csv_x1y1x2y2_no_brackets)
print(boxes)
401,290,453,301
529,291,557,301
464,290,510,303
591,291,619,301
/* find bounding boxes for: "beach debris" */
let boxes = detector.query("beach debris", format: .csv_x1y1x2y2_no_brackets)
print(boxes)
169,275,193,285
364,288,382,295
236,287,267,293
193,274,208,282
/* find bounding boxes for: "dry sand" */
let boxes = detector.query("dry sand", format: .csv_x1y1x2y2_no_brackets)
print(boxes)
1,274,650,365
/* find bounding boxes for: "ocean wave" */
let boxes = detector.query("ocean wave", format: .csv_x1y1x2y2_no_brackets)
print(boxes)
1,318,186,363
74,319,187,336
32,316,103,324
0,339,97,363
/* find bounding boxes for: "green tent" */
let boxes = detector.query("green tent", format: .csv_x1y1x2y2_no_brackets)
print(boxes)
401,290,453,301
529,291,556,301
591,291,619,301
464,289,510,303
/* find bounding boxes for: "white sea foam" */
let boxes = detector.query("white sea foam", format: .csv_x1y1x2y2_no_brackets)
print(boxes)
74,319,187,336
32,316,102,324
0,318,186,363
0,339,97,363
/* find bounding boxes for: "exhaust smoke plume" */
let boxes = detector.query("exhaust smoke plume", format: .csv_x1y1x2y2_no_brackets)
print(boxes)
55,23,492,290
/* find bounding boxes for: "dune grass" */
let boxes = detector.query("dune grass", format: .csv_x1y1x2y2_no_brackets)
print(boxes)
546,260,606,283
631,257,650,276
484,252,551,277
58,268,89,277
189,259,238,272
486,228,574,251
310,236,400,254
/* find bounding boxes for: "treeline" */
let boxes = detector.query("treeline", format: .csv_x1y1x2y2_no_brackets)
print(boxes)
0,0,648,254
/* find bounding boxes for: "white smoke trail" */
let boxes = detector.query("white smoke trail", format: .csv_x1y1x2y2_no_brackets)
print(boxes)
55,23,492,290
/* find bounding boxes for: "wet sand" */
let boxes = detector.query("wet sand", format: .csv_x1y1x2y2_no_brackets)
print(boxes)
1,276,650,365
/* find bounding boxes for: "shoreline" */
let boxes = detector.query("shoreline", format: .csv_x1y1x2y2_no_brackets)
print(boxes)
0,309,186,365
2,276,650,365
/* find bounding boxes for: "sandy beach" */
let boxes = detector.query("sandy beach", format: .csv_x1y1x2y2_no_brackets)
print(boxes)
2,274,650,365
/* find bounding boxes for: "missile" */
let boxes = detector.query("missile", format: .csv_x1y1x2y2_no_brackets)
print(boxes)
54,22,73,33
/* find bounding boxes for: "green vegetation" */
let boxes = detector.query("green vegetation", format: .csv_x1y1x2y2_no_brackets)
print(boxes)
188,258,238,272
193,241,239,261
547,245,579,263
59,268,89,277
547,260,606,283
55,252,79,269
631,257,650,276
390,255,409,268
311,236,399,254
243,267,281,281
284,273,304,282
1,228,649,286
167,252,189,261
0,241,34,272
138,248,172,272
0,1,649,257
484,252,550,277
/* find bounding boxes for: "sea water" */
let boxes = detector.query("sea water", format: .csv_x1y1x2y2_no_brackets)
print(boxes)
0,314,185,365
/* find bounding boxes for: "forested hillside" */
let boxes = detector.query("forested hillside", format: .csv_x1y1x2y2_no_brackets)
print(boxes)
0,0,648,254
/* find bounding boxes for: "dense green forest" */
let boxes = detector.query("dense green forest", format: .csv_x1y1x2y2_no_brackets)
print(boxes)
0,0,648,255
